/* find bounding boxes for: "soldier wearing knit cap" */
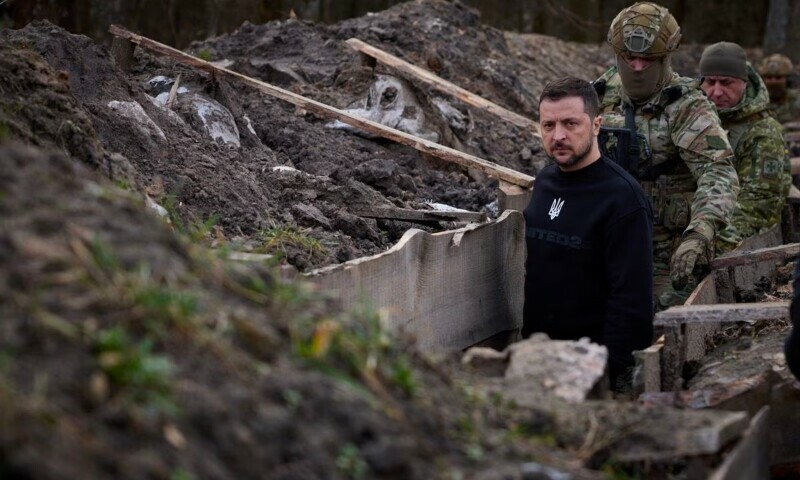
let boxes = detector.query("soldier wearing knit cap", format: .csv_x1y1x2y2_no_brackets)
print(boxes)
700,42,791,253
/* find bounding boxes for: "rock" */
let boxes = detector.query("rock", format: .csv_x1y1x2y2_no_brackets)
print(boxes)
521,462,572,480
432,97,471,133
179,93,240,148
292,203,330,228
520,147,533,161
145,195,169,219
504,334,607,403
327,74,440,142
106,100,166,143
462,347,508,377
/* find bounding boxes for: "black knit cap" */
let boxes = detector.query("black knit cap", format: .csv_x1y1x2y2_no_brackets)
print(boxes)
700,42,748,80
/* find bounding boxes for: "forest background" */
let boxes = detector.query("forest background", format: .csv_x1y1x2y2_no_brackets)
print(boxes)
3,0,799,62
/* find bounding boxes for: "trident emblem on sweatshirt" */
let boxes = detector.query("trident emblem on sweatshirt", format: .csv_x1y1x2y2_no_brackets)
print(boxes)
548,198,564,220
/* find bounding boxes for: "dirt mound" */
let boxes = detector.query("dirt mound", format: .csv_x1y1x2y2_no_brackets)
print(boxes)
0,2,609,271
0,142,608,479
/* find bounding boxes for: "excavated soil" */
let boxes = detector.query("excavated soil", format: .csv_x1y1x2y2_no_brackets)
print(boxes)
0,1,608,271
1,1,787,478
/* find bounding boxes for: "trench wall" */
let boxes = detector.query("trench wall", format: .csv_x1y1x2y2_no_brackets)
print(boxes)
306,209,525,351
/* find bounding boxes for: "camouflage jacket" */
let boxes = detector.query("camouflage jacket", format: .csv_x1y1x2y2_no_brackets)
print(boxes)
768,88,800,124
595,67,739,241
716,65,790,249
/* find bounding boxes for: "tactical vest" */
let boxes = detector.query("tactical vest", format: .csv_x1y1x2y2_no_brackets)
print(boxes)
594,73,698,232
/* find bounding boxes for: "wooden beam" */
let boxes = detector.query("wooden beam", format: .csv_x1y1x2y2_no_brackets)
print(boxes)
352,206,486,223
108,25,534,189
791,157,800,175
710,242,800,269
654,301,789,327
345,38,540,136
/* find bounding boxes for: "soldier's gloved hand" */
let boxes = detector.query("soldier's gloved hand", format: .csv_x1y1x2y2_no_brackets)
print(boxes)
670,231,711,290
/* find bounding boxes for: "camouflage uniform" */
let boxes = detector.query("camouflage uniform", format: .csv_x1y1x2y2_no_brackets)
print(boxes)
769,88,800,124
595,67,740,308
716,65,791,254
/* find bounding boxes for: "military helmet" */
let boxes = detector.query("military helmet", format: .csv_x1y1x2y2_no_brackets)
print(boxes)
758,54,793,77
607,2,681,58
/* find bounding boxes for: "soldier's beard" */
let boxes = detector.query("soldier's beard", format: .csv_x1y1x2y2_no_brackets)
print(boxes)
617,55,672,103
766,82,787,102
547,137,593,169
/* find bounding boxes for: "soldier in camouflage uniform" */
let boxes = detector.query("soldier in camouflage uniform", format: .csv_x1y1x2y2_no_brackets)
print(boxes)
758,54,800,124
699,42,791,254
595,2,739,309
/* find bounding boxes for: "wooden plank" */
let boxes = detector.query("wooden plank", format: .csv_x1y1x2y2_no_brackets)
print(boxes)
709,406,770,480
633,336,664,394
787,184,800,206
791,158,800,176
497,181,533,213
108,25,534,189
352,206,485,223
305,210,525,351
683,272,722,361
654,302,789,327
685,271,718,305
710,242,800,270
345,38,540,135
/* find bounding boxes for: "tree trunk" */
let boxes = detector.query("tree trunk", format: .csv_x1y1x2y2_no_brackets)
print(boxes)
763,0,789,53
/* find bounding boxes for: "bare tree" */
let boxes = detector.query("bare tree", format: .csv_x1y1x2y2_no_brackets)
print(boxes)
763,0,789,53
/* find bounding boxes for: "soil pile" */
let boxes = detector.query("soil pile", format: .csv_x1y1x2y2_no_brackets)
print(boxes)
1,1,604,271
0,2,764,478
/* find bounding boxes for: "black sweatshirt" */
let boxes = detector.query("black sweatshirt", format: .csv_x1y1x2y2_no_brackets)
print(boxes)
522,156,654,387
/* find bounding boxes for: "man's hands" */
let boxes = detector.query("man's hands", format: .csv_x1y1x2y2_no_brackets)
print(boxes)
670,231,711,290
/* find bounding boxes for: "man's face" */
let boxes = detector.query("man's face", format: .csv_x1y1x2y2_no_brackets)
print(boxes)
538,97,601,171
701,75,747,110
617,52,666,102
762,74,788,101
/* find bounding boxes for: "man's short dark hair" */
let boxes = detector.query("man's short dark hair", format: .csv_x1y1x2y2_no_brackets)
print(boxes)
539,77,600,119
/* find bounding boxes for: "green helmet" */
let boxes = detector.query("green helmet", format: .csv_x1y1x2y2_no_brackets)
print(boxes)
758,54,793,77
607,2,682,58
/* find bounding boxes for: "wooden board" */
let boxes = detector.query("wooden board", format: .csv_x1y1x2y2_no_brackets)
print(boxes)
352,206,485,223
709,406,770,480
108,25,534,188
791,158,800,176
305,210,525,351
710,242,800,270
633,336,664,394
345,38,540,135
655,302,789,327
497,181,533,213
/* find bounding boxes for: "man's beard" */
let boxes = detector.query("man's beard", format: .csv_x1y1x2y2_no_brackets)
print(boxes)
547,136,593,168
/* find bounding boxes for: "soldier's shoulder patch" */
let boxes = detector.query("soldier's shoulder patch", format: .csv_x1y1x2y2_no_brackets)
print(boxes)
762,156,784,178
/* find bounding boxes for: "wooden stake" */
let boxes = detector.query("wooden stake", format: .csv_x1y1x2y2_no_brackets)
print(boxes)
166,73,181,109
108,25,534,189
345,38,540,136
110,36,135,72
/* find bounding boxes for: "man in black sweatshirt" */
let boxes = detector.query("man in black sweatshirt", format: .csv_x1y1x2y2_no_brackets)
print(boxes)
522,77,654,392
